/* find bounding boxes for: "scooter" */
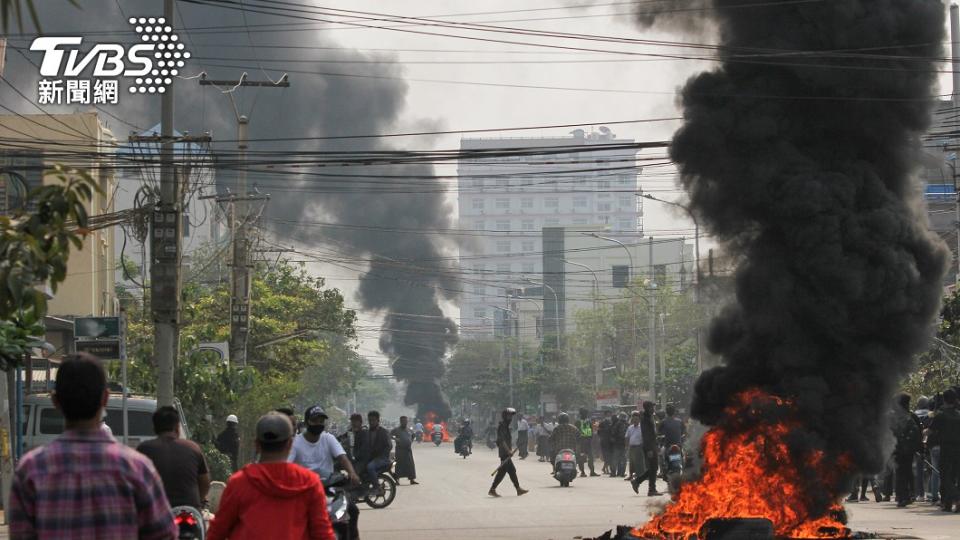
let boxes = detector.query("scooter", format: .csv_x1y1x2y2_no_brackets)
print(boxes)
172,506,205,540
553,448,578,487
432,431,443,446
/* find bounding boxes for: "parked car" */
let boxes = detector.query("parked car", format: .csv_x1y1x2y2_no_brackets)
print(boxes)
22,393,190,451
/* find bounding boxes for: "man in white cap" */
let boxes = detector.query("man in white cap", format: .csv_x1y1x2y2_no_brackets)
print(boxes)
488,407,528,497
216,414,240,472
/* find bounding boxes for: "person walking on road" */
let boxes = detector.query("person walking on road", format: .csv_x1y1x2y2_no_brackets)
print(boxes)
207,413,335,540
391,416,419,485
928,388,960,512
489,408,529,497
632,402,662,496
137,406,211,509
216,414,241,472
8,353,177,540
890,393,923,507
517,415,530,460
626,411,646,492
576,408,600,477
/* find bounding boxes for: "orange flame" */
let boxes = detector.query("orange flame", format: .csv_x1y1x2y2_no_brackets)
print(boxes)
635,390,850,539
423,411,451,442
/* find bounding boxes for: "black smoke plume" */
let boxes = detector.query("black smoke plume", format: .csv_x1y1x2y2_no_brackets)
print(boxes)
642,0,949,502
2,1,459,418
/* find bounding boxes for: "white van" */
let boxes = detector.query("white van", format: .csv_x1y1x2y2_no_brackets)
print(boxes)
22,393,190,451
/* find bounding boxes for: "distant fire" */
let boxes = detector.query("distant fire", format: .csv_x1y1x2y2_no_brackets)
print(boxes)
423,411,451,442
635,390,850,539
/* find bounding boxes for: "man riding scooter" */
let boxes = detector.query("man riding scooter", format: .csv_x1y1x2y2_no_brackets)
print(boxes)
455,419,474,457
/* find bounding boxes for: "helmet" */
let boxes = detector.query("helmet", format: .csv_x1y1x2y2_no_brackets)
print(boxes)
502,407,516,419
463,419,471,424
916,396,930,410
226,414,238,424
557,412,570,424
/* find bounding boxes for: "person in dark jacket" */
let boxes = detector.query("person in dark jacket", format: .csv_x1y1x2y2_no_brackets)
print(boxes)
611,413,628,477
207,413,334,540
631,401,662,496
928,388,960,512
365,411,393,485
488,408,529,497
215,414,240,472
598,410,614,474
890,393,923,507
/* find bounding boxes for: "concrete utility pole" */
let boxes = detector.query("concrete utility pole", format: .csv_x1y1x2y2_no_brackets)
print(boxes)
153,0,178,407
562,258,601,390
199,74,289,365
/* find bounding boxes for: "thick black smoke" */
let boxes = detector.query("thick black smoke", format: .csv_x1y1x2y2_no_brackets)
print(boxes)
2,1,459,418
641,0,949,501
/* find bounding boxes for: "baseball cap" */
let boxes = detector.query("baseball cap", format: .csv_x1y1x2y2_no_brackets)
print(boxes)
304,405,327,421
256,413,293,444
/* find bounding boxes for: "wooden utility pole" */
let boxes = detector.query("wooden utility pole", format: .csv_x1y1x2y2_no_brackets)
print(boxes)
199,73,289,366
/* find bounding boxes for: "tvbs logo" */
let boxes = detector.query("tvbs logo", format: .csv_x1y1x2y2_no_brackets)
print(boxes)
30,17,191,105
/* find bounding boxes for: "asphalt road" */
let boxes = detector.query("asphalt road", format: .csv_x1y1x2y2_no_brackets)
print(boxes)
359,443,960,540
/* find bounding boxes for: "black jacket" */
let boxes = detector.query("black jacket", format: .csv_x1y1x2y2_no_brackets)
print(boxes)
929,405,960,448
496,420,513,458
368,425,393,461
640,413,657,453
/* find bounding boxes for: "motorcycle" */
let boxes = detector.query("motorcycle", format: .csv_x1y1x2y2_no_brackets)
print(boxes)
351,464,398,509
553,448,578,487
172,506,205,540
323,473,352,540
665,444,684,495
454,434,472,458
432,431,443,446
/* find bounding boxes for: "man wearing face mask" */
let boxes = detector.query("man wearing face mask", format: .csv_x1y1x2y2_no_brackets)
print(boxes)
290,405,362,539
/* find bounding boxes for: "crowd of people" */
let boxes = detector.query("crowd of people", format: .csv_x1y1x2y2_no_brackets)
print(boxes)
852,389,960,513
476,402,688,498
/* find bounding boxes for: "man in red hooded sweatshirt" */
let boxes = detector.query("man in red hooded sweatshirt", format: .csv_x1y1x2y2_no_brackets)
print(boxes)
207,413,335,540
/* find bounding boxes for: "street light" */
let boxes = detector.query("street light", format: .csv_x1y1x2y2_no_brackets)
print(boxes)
640,193,700,299
561,258,601,390
585,232,634,279
639,192,704,377
523,277,561,356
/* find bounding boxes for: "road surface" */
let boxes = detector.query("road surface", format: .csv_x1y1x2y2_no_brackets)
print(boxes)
360,443,960,540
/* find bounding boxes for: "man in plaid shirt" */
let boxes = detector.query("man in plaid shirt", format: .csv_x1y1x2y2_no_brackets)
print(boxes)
8,353,177,540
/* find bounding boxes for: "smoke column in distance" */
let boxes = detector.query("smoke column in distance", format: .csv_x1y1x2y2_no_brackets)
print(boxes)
0,0,461,418
637,0,949,497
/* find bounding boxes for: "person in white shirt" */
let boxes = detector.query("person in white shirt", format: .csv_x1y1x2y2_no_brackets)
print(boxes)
517,415,530,460
625,411,646,491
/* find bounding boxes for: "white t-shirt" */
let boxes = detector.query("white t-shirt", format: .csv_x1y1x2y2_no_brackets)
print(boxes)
288,432,346,478
518,418,529,431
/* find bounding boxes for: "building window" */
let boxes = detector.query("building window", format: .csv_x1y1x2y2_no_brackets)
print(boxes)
544,218,560,227
496,241,511,253
598,179,611,189
473,284,485,295
618,219,634,231
473,220,485,231
521,198,533,209
496,220,511,231
472,264,486,273
496,198,510,210
598,202,612,212
545,198,559,209
619,196,632,208
612,265,630,288
521,219,535,231
472,198,485,210
522,262,535,274
521,240,535,252
497,178,509,188
573,196,587,208
618,175,633,186
497,263,511,275
572,217,588,225
474,308,487,319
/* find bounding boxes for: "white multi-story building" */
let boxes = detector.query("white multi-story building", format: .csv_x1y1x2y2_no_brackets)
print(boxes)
458,128,643,338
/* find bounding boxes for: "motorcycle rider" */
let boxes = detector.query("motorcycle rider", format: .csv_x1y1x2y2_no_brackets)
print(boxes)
413,419,424,443
136,405,210,510
365,411,393,486
456,419,474,455
550,413,581,465
288,405,361,540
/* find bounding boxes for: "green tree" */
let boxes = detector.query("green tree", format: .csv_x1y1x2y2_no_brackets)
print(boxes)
0,166,98,369
903,291,960,398
122,254,364,453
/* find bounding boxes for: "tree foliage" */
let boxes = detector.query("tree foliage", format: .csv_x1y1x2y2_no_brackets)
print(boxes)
0,166,99,370
903,290,960,398
121,254,366,454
